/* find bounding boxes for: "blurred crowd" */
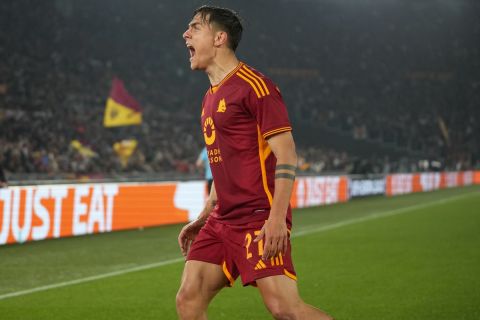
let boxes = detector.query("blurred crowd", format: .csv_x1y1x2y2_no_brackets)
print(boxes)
0,1,204,180
1,0,479,181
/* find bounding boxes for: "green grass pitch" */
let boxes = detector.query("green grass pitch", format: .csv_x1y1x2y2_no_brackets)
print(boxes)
1,185,479,319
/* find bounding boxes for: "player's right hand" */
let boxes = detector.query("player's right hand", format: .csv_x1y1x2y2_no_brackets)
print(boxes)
178,219,205,257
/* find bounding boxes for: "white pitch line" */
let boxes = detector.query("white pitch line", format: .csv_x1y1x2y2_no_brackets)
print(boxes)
0,258,183,301
0,190,478,301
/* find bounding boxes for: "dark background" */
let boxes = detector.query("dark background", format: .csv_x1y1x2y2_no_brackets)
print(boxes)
1,0,479,180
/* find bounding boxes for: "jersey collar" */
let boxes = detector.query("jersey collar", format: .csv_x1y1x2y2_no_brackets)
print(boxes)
210,62,244,94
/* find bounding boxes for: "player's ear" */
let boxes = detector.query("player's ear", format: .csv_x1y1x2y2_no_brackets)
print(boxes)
214,30,228,48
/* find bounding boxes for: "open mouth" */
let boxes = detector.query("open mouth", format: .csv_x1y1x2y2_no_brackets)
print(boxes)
187,44,195,60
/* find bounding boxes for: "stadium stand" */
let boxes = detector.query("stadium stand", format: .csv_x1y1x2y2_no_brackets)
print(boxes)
1,0,479,181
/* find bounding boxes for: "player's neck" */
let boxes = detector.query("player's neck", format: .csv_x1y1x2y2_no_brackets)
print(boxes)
205,52,240,87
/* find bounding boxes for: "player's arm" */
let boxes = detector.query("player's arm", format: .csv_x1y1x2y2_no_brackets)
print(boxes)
254,131,296,260
178,182,217,256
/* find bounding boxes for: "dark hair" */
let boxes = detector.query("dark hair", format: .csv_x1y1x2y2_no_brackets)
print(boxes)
193,5,243,51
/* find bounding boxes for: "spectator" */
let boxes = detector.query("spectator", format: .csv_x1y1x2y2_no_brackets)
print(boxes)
0,0,478,179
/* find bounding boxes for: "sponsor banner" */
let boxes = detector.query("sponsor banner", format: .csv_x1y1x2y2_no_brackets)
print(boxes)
473,170,480,184
474,171,480,185
349,179,385,198
460,171,474,186
386,171,480,196
417,172,441,192
385,174,413,196
0,182,205,246
291,176,349,208
2,171,476,245
0,176,349,246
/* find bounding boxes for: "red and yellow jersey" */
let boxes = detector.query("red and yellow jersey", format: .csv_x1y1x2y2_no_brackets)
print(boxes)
201,62,293,225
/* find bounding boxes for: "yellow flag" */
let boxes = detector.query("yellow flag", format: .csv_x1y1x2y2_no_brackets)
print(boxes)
113,139,138,167
70,140,97,158
104,78,142,127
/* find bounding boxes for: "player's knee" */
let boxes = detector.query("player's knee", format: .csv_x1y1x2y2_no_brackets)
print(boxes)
264,299,297,320
175,290,185,312
175,286,195,313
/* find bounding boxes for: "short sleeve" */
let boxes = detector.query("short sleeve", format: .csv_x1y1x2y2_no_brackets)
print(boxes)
245,79,292,140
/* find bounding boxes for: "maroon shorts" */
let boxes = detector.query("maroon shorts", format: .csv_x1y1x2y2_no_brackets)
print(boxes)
187,217,297,287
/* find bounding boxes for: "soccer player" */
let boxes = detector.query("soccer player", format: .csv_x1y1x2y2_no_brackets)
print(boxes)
177,6,333,320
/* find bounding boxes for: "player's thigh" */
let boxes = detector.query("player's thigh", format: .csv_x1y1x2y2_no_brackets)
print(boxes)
179,260,228,300
256,274,302,309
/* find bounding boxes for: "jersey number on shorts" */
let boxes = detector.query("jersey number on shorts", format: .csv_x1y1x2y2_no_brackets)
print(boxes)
245,231,264,259
245,231,284,267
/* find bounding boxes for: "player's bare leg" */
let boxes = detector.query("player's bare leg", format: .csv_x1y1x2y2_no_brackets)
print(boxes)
257,275,334,320
176,260,228,320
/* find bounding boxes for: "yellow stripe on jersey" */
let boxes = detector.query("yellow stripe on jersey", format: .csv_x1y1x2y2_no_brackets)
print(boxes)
222,261,235,287
264,146,272,160
263,126,292,139
236,72,262,98
259,260,267,268
211,86,220,94
284,269,297,281
257,126,273,205
237,69,266,97
241,66,270,95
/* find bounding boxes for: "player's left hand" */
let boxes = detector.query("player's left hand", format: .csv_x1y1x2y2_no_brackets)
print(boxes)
254,215,288,260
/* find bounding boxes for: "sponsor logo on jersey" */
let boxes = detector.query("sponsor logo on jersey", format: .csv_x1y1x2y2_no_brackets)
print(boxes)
203,117,215,145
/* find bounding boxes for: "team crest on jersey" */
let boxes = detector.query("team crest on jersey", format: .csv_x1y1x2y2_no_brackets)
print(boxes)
217,99,227,113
